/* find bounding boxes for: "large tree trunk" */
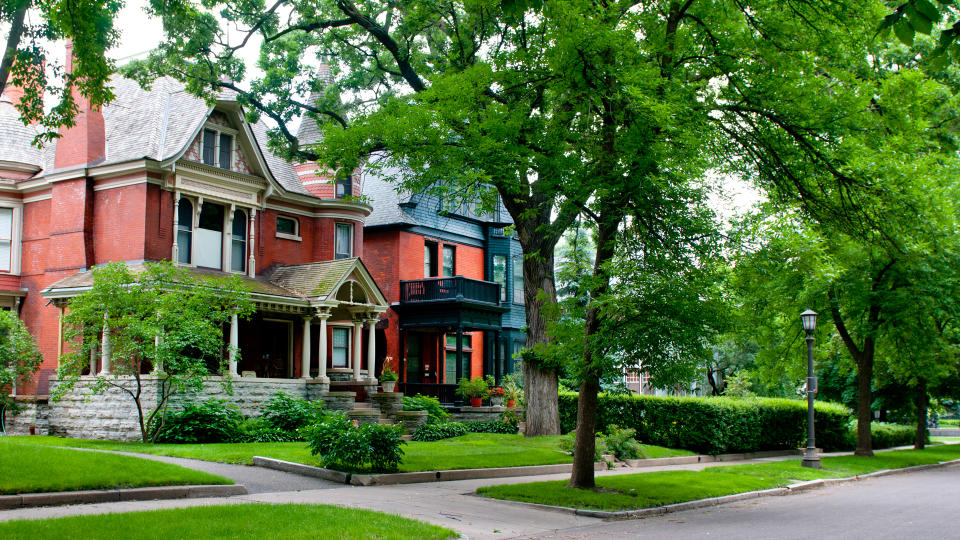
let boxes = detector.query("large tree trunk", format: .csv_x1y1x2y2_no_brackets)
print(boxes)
854,351,873,456
914,378,927,450
569,213,618,489
521,248,561,436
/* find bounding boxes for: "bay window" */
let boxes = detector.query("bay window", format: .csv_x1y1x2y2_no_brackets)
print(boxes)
493,255,507,302
176,198,193,264
195,202,224,268
231,209,247,272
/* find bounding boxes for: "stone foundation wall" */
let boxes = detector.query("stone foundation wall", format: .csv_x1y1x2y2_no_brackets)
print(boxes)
166,377,309,417
2,401,50,436
448,406,511,423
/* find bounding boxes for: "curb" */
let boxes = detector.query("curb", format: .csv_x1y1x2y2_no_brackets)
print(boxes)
252,456,606,486
482,457,960,520
0,484,247,510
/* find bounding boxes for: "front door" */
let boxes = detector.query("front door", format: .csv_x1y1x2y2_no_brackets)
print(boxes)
261,320,291,378
405,333,423,383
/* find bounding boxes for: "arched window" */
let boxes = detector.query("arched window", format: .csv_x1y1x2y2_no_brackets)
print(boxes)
231,209,247,272
177,198,193,264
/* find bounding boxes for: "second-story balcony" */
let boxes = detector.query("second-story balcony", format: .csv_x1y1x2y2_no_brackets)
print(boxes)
400,276,501,305
395,276,507,331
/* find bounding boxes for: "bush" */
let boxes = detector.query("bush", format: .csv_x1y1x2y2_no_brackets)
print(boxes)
152,399,244,443
558,432,609,461
602,424,644,460
457,376,492,399
854,421,922,449
259,392,325,437
412,422,468,442
462,420,518,434
304,413,406,473
237,419,295,443
402,394,451,424
558,392,852,455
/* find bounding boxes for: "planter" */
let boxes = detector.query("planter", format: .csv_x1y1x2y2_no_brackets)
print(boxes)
506,399,516,408
470,397,483,407
381,380,396,393
490,397,503,407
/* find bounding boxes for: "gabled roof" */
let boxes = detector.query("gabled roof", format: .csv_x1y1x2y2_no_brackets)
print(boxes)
266,257,388,306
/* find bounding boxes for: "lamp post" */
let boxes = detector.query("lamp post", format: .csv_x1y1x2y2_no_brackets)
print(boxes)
800,309,821,469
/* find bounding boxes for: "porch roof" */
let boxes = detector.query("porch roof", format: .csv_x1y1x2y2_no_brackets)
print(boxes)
41,259,389,310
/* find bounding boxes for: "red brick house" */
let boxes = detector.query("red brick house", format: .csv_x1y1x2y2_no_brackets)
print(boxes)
1,47,524,434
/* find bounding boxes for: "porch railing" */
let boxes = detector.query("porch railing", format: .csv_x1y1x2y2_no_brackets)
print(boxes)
399,382,459,404
399,276,500,305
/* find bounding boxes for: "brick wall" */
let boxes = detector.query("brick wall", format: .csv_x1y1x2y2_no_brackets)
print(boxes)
92,182,147,264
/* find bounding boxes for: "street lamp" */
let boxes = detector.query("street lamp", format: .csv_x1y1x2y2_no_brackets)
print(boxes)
800,309,821,469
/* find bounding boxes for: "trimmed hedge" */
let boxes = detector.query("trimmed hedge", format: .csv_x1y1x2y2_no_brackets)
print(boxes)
558,392,852,454
858,421,923,449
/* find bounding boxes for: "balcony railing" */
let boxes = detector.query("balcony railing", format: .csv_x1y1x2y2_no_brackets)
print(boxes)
400,276,501,305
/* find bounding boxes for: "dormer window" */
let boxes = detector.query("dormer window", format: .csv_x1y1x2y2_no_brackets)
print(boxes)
202,128,233,170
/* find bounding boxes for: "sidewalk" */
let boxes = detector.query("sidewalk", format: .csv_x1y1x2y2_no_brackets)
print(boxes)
0,452,807,540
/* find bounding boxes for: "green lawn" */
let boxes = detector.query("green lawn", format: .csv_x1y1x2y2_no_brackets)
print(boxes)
0,438,231,495
933,436,960,443
477,444,960,512
0,504,455,540
9,434,692,473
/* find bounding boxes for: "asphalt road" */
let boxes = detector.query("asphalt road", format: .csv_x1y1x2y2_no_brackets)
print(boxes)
519,462,960,540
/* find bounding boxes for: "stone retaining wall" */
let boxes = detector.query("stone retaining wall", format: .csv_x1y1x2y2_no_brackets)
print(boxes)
448,406,515,423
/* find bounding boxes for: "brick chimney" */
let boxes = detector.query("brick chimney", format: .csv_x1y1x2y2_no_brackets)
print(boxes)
54,40,105,169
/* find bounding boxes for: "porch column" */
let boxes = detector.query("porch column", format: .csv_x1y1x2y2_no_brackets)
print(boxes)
317,311,330,381
228,313,239,376
366,316,378,382
301,315,312,379
172,190,180,262
152,333,164,374
353,318,363,381
100,313,111,375
247,209,257,277
88,344,97,376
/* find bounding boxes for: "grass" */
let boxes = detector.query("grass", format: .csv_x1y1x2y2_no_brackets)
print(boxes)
938,418,958,428
933,436,960,443
0,438,231,495
477,443,960,512
0,504,455,540
9,434,693,473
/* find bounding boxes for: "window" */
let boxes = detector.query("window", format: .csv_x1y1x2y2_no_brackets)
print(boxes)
493,255,507,302
195,202,224,268
512,255,524,304
335,223,353,259
231,209,247,272
0,208,12,272
444,334,472,384
442,245,455,277
177,199,193,264
276,216,299,238
332,327,350,367
201,128,233,170
335,174,352,198
424,242,438,277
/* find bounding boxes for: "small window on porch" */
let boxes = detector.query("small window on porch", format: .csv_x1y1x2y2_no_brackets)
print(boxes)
444,333,472,384
332,327,350,367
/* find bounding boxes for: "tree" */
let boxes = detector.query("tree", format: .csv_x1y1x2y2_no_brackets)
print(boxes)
0,309,43,424
54,262,254,442
1,0,121,144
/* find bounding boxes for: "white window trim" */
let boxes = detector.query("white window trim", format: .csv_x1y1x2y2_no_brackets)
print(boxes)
275,215,301,241
329,323,353,368
335,222,353,259
174,194,251,274
0,204,23,275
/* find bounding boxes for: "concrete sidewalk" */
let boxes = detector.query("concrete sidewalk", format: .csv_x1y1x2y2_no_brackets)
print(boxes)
0,453,801,539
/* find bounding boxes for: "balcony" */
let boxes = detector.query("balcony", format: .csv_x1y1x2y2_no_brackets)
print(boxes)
400,276,501,305
395,276,507,331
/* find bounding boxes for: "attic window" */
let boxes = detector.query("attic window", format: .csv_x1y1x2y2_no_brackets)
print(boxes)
335,174,352,198
202,128,233,170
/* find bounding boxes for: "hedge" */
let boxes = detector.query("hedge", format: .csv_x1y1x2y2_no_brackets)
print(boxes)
558,392,852,454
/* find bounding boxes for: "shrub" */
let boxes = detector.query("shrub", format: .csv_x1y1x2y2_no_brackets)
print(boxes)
259,392,325,436
500,408,522,430
153,399,244,444
238,418,294,443
402,394,451,424
602,424,644,460
855,421,922,449
558,392,852,454
456,376,491,399
559,432,609,461
412,422,468,442
462,420,518,434
304,413,406,473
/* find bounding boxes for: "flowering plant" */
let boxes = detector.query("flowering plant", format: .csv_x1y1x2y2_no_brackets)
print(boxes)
489,386,506,398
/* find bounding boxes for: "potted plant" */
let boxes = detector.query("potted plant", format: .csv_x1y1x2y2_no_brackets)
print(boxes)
380,361,399,392
502,375,521,408
456,376,490,407
488,386,505,407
